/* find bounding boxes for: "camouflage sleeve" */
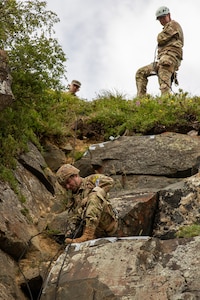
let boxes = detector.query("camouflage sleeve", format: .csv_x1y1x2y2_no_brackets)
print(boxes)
84,191,104,229
157,22,180,46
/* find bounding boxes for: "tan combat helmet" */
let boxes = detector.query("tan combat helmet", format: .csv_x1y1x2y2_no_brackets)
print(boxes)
56,164,80,186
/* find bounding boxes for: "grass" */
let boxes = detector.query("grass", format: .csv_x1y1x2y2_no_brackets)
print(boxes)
1,88,200,184
176,224,200,238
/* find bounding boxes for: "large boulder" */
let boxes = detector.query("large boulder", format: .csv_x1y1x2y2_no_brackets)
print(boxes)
81,132,200,176
75,132,200,191
40,236,200,300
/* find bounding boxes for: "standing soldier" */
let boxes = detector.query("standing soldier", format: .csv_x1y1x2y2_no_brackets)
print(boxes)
135,6,184,97
56,164,118,244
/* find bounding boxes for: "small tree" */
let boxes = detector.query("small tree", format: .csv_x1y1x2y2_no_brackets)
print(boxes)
0,0,67,175
0,0,66,99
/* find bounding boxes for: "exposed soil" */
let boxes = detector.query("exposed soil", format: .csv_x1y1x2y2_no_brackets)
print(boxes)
72,117,200,143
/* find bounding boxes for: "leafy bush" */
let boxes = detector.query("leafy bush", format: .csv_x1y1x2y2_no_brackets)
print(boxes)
0,0,66,180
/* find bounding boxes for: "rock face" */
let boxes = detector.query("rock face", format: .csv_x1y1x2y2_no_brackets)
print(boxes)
75,132,200,191
1,132,200,299
81,132,200,177
153,174,200,239
0,49,15,111
40,236,200,300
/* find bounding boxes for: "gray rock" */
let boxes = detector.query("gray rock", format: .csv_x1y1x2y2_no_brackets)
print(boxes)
40,236,200,300
1,133,200,299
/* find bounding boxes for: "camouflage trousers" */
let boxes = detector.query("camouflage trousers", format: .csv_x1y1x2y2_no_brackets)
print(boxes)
135,54,181,97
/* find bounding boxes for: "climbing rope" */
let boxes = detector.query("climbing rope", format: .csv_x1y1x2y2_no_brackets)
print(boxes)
51,217,86,300
17,232,46,300
17,230,65,300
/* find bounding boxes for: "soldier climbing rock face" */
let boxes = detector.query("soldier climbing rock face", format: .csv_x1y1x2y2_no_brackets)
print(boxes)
135,6,184,97
56,164,119,244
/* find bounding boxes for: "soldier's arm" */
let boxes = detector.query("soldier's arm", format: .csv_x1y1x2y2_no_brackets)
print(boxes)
157,23,179,46
65,189,104,244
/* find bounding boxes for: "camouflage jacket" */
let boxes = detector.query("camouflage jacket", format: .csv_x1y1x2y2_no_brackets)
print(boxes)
66,174,118,238
157,20,184,60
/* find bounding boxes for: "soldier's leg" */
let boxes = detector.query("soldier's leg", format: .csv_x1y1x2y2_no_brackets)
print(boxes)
158,55,177,95
157,65,173,95
135,63,157,97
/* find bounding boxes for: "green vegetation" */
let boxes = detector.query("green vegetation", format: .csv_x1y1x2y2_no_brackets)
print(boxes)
0,0,66,183
86,90,200,139
45,228,62,236
1,1,200,189
176,224,200,238
2,88,200,179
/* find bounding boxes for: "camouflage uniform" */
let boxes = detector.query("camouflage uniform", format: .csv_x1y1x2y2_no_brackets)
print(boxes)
136,20,184,96
65,174,118,239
